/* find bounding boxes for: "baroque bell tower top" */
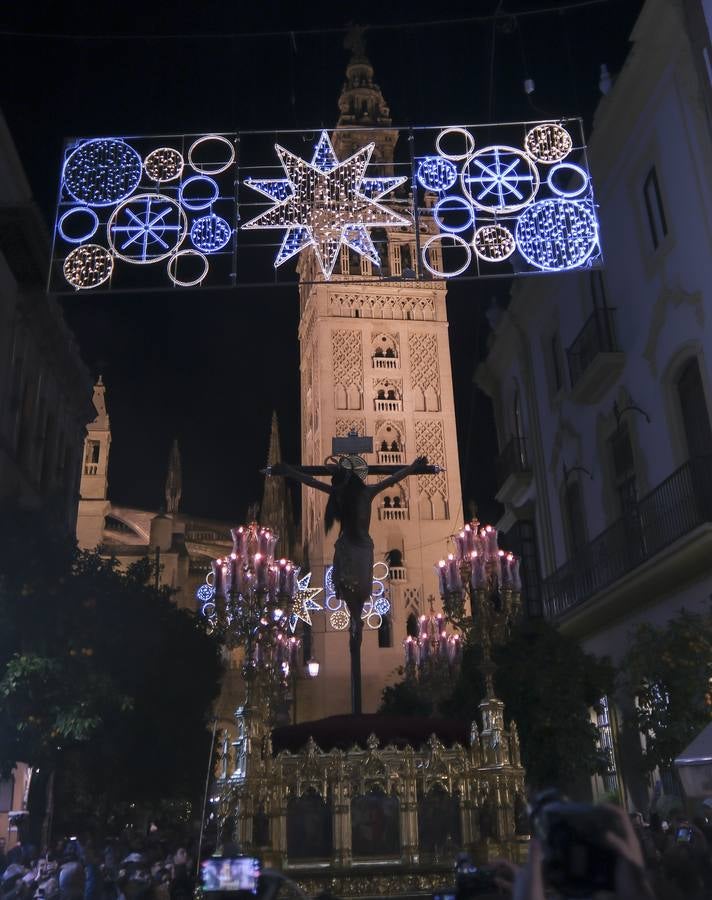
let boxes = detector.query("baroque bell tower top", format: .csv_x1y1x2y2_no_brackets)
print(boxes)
334,26,397,168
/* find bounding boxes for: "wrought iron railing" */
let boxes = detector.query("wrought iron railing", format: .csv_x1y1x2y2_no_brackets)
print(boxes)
567,307,619,388
495,436,530,489
543,456,712,617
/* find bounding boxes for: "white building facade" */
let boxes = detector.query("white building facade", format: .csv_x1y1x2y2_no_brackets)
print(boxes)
476,0,712,810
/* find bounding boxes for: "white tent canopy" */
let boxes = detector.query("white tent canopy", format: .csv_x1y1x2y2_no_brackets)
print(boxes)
675,723,712,798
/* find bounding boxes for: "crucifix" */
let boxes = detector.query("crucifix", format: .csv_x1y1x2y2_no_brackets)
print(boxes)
264,430,440,715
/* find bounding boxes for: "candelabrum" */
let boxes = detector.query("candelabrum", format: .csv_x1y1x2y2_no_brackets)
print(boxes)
197,523,302,711
403,597,462,674
435,520,523,698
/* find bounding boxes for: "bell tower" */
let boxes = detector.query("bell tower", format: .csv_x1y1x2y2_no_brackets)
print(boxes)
76,376,111,550
296,33,463,720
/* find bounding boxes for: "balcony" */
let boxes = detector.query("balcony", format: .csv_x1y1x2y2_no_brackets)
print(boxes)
567,307,625,403
389,566,407,581
495,436,532,506
375,399,402,412
379,506,408,521
84,463,99,475
373,356,399,370
543,456,712,631
378,450,404,465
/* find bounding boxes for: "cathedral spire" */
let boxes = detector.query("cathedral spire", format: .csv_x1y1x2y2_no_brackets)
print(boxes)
260,412,295,558
165,438,182,514
335,25,397,167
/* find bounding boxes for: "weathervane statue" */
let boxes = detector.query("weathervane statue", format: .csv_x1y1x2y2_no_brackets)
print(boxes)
264,431,440,714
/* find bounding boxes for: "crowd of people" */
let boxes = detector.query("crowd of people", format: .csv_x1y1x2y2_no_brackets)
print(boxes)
0,835,196,900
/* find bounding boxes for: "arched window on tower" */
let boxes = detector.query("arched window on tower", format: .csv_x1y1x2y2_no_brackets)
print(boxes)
406,612,419,638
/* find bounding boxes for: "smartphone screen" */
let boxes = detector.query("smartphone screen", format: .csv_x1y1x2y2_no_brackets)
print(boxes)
676,826,692,843
200,857,260,893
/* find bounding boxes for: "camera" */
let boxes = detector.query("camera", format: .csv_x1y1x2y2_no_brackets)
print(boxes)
529,789,622,898
675,824,693,844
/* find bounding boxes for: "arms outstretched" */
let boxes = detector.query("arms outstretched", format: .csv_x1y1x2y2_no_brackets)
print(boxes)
370,455,432,495
263,462,332,494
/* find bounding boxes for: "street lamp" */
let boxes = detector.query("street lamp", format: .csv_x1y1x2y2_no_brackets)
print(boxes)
306,658,320,678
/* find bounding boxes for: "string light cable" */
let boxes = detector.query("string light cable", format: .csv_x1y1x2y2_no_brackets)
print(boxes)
0,1,624,41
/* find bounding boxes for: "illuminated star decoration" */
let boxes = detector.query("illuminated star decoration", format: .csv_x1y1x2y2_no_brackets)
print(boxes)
242,131,409,278
289,570,323,633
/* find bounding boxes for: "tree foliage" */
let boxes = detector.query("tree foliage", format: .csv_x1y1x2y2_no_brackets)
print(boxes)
622,608,712,774
0,505,223,836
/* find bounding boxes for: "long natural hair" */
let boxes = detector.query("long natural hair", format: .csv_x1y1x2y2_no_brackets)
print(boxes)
324,466,364,533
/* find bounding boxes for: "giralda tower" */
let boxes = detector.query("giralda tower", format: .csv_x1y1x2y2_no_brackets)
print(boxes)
295,38,463,719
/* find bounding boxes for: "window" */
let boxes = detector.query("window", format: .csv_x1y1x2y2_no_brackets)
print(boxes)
564,479,588,556
406,612,419,637
391,244,402,276
643,166,668,250
677,358,712,458
506,519,542,617
84,439,100,474
0,777,14,812
609,425,644,559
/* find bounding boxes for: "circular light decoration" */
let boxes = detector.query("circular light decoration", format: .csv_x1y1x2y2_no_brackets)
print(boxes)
63,244,113,290
326,593,344,611
434,195,475,234
330,609,350,631
188,134,236,175
190,214,232,252
144,147,184,182
374,596,391,616
108,193,187,264
546,162,589,198
167,249,209,287
58,207,99,244
421,233,472,278
179,175,219,211
473,224,516,262
63,138,142,207
462,145,540,213
372,561,389,581
196,583,215,602
435,127,475,161
524,123,573,164
416,156,457,192
362,604,383,630
201,602,216,619
515,199,599,271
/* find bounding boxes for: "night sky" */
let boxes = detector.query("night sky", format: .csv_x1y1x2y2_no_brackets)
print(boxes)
0,0,643,526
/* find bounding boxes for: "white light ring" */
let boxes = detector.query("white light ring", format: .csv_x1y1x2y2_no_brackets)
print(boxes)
167,249,209,287
461,145,540,214
421,233,472,278
546,162,589,198
325,593,343,611
201,602,216,618
205,571,215,586
364,612,382,630
63,244,114,290
373,561,389,581
473,224,517,262
435,127,475,162
58,207,99,244
179,175,220,211
144,147,185,182
188,134,236,175
371,580,385,598
107,193,188,265
433,195,475,234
